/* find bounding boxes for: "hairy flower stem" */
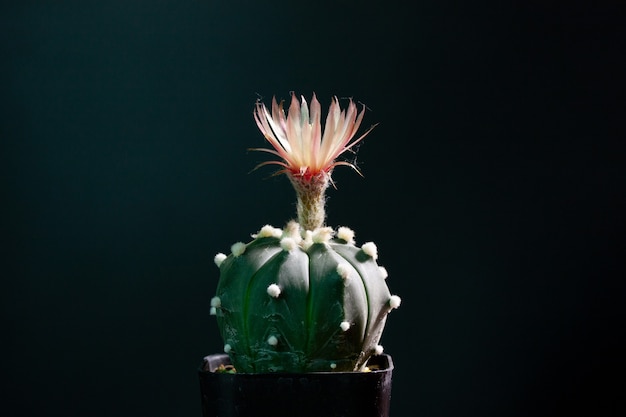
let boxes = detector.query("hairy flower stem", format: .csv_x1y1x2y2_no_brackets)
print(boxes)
288,172,330,231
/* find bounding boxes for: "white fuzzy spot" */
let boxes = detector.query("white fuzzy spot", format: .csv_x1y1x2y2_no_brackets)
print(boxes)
312,227,334,244
257,224,282,238
389,295,402,309
379,266,388,279
330,363,337,369
340,321,351,331
280,237,297,252
361,242,378,260
210,296,221,308
301,230,314,250
209,307,217,315
267,335,278,346
283,221,302,241
374,345,384,355
231,242,246,257
267,283,281,298
214,253,227,267
224,344,232,353
337,226,355,244
336,263,351,279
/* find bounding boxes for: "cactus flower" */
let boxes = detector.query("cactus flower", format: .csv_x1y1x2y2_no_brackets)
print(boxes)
253,93,376,231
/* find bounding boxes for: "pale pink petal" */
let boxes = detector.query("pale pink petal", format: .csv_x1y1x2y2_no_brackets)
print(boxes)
319,97,342,165
309,93,322,167
286,94,304,166
262,103,291,153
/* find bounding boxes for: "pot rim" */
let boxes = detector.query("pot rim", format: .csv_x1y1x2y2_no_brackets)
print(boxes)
199,353,394,376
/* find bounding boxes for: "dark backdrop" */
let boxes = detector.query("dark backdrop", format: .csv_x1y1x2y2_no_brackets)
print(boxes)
2,1,624,416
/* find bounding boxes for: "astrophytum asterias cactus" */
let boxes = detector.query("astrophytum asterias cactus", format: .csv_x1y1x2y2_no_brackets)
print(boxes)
211,93,401,373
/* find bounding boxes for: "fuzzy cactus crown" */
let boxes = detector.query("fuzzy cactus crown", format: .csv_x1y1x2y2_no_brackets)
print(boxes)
210,93,401,373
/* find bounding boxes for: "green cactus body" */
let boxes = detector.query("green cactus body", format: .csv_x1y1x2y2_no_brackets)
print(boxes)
212,224,398,373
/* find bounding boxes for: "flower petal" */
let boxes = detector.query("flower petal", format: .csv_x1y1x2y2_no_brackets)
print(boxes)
253,93,374,177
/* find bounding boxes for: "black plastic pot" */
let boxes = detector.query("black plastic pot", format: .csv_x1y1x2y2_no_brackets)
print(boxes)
198,353,394,417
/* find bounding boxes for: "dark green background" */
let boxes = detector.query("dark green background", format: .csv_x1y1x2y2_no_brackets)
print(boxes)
2,1,624,416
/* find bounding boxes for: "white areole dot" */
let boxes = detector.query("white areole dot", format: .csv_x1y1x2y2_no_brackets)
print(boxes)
224,344,232,353
231,242,246,257
301,230,314,250
312,227,333,243
379,266,388,279
283,221,302,241
280,237,297,252
267,335,278,346
336,226,355,244
257,224,282,238
361,242,378,260
210,296,221,308
214,253,227,267
389,295,402,309
340,321,351,331
374,345,384,355
336,263,351,279
267,283,281,298
209,307,217,315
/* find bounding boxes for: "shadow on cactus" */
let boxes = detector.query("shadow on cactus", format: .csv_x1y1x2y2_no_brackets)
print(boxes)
211,93,401,373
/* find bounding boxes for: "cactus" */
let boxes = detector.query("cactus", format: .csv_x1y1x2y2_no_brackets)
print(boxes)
211,93,401,373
